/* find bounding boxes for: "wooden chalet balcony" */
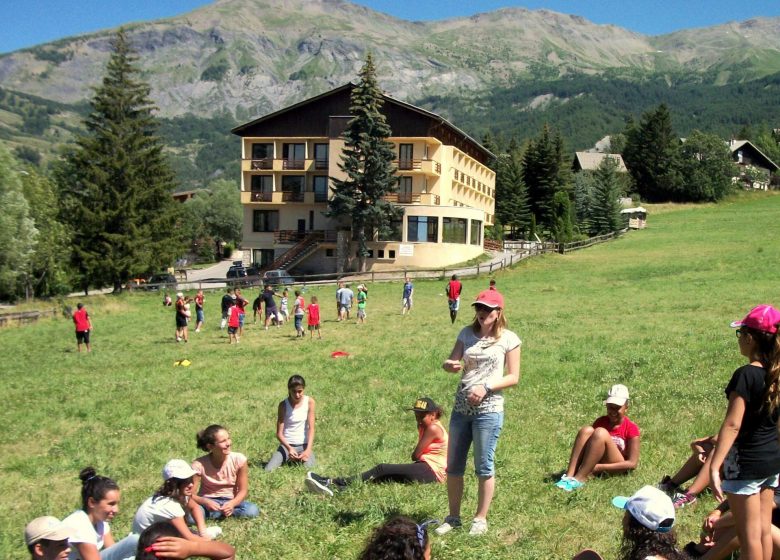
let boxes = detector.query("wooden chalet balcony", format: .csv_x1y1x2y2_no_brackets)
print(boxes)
381,192,441,205
241,158,316,172
393,159,441,175
243,190,328,204
282,191,304,202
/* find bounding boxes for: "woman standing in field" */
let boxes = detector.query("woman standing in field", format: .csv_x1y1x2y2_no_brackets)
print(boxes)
190,425,259,520
63,467,139,560
709,304,780,560
437,289,521,536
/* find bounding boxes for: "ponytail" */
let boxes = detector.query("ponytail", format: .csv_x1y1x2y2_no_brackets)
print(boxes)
749,326,780,416
78,466,119,511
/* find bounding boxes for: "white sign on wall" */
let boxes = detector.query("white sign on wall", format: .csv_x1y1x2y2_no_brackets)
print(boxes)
398,244,414,257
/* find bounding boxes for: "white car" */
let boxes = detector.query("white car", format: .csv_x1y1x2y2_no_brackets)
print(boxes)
262,269,294,286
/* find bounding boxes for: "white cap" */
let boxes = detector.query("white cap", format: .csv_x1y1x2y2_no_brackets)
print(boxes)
162,459,197,481
25,516,71,546
604,384,630,406
176,292,184,298
612,485,675,532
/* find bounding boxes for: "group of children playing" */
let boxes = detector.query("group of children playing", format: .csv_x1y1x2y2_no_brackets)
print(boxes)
51,299,780,560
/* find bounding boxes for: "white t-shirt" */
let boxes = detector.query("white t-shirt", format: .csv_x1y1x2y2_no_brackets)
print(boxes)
63,509,109,559
453,326,521,415
132,495,186,534
282,396,310,445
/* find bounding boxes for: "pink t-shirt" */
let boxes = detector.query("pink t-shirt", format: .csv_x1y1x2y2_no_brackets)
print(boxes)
192,452,247,499
592,415,640,457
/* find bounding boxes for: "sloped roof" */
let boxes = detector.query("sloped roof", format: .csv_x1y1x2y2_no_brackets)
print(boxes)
573,152,628,172
727,140,779,171
231,83,494,162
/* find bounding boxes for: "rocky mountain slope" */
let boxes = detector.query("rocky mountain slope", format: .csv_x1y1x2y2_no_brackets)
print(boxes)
2,0,779,120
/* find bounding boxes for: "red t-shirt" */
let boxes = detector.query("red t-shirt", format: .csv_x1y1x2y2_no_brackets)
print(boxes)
228,305,241,328
307,303,320,326
447,280,462,300
73,308,90,331
195,294,204,309
592,415,640,457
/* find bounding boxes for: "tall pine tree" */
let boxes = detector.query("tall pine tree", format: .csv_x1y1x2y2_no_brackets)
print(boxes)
57,30,183,293
522,124,570,235
588,156,624,235
327,53,401,271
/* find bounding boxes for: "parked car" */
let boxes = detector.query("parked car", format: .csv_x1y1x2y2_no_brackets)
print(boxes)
226,265,250,286
144,273,177,291
262,269,295,287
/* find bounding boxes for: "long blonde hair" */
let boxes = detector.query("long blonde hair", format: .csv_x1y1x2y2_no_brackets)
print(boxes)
471,308,507,339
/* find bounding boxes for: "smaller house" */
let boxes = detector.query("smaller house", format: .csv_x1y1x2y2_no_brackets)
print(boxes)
572,152,628,173
728,140,779,190
620,206,647,230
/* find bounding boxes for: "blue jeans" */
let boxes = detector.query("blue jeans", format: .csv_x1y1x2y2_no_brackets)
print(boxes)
199,496,260,519
100,533,139,560
447,409,504,477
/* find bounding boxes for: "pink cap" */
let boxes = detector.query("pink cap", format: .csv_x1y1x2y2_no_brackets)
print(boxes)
472,289,504,309
730,305,780,335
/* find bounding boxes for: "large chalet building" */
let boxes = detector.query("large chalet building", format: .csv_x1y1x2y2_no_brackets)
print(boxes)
232,84,496,274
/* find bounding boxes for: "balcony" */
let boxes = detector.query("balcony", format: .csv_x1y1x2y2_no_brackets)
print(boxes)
282,159,305,170
282,191,304,202
383,192,421,204
393,159,441,176
241,191,284,204
314,158,329,170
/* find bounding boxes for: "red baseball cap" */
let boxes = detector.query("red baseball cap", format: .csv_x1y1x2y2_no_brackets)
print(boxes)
730,305,780,335
472,289,504,309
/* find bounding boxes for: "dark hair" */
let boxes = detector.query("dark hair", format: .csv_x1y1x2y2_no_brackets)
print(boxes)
153,477,191,504
288,374,306,389
359,516,427,560
295,290,301,296
451,274,458,280
618,514,686,560
742,326,780,415
196,424,227,452
76,303,84,310
136,521,180,560
78,467,119,511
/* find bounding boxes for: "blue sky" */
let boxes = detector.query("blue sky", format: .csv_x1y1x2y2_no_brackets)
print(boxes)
2,0,780,54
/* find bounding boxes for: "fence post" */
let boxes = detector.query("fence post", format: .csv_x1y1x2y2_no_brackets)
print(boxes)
476,264,480,277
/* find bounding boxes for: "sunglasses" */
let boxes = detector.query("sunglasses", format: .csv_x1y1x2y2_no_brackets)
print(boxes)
474,304,497,313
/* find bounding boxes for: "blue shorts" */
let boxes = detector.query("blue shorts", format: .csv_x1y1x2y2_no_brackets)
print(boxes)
196,308,204,323
447,409,504,478
722,474,779,496
294,315,303,330
238,313,245,327
448,298,460,311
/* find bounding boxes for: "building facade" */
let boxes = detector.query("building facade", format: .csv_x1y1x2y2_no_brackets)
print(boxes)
232,84,496,274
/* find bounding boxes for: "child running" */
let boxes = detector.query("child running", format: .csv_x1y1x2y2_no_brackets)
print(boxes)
305,397,448,496
709,305,780,560
132,459,218,541
307,296,321,339
265,375,316,472
293,290,306,338
555,384,640,492
191,424,259,520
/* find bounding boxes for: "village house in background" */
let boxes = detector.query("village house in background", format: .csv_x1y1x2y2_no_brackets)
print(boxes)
571,151,628,173
232,83,496,274
727,139,779,190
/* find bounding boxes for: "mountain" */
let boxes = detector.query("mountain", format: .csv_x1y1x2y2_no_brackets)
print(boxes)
1,0,779,186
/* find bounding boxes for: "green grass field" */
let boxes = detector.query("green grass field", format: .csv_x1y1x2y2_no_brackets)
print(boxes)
2,192,779,559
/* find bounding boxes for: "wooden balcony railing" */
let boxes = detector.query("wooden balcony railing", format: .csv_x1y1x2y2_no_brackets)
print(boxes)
282,159,305,170
393,159,441,174
282,191,304,202
250,158,273,170
314,159,329,170
383,193,421,204
250,191,273,202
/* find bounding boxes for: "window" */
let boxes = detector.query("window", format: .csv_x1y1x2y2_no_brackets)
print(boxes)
379,218,403,241
282,143,305,169
251,143,273,169
325,248,334,257
388,250,396,259
253,210,279,232
313,176,329,202
250,175,272,192
407,216,438,243
470,219,482,245
398,176,413,203
399,144,413,170
253,249,275,267
442,217,467,244
282,176,305,202
314,143,329,169
377,250,384,258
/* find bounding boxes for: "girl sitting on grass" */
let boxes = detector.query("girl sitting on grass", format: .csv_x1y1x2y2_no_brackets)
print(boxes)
658,434,718,508
63,467,139,560
132,459,218,541
709,305,780,560
265,375,316,472
305,397,447,496
358,516,434,560
555,384,640,492
190,425,259,520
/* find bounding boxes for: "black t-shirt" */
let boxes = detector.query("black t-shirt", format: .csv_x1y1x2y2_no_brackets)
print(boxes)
723,364,780,480
221,294,233,313
261,291,276,309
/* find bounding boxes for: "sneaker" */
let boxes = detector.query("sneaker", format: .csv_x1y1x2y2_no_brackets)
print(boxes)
469,518,488,536
305,471,333,497
558,478,584,492
673,491,697,508
435,516,462,535
203,526,222,539
658,475,679,495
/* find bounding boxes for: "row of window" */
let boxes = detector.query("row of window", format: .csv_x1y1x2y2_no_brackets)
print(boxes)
452,168,494,197
250,142,431,169
251,175,329,201
252,211,481,246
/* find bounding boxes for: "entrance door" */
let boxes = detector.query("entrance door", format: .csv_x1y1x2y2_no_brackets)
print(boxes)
297,219,306,238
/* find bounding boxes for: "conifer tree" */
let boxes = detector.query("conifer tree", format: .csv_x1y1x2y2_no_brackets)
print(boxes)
588,156,624,234
56,30,183,293
328,53,401,271
522,124,570,234
677,130,737,202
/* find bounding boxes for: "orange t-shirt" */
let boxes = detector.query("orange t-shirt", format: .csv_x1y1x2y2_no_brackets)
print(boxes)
418,420,448,482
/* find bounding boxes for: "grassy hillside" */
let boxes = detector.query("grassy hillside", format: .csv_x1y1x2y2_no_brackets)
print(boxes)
1,192,779,558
